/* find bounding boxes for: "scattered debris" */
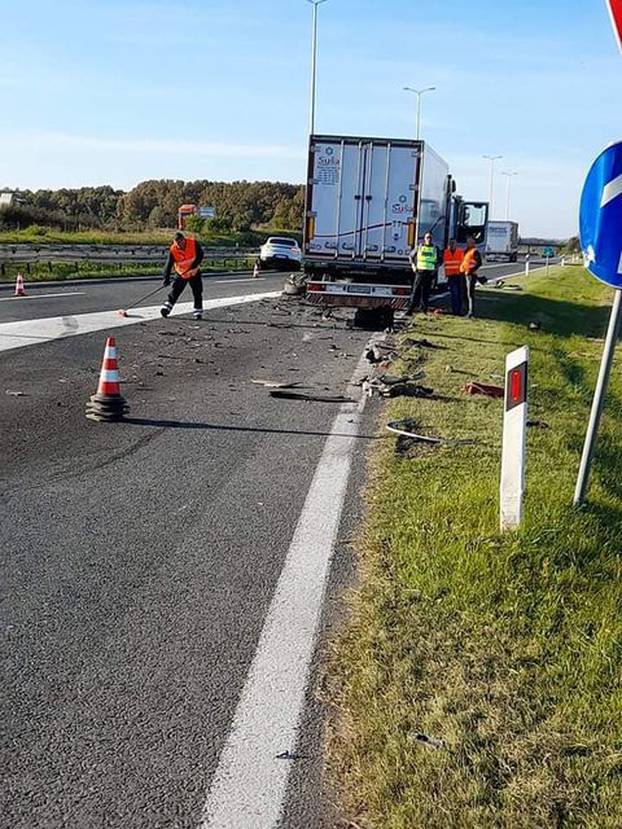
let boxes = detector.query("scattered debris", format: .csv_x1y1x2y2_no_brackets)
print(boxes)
5,390,26,397
251,379,305,389
527,419,550,429
282,273,306,296
463,381,504,399
405,337,445,349
528,321,542,331
269,390,355,403
409,732,445,751
387,418,475,447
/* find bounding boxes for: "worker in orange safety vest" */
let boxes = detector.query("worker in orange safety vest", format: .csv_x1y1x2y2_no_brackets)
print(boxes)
443,239,465,315
161,232,205,320
459,236,485,318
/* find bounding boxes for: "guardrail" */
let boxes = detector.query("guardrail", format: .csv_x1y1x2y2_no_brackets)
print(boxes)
0,256,258,282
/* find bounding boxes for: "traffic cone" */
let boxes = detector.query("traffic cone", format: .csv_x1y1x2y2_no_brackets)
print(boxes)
86,337,129,422
14,273,26,297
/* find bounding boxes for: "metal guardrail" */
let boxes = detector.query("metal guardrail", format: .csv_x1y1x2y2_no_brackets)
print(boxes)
0,244,257,264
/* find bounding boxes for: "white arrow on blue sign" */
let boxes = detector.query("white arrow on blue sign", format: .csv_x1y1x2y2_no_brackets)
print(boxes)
580,140,622,288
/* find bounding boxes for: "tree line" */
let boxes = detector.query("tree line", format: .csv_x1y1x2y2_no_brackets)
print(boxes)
0,180,305,233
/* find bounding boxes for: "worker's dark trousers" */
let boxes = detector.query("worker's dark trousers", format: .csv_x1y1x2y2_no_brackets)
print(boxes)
167,274,203,310
448,277,464,315
411,270,435,312
466,275,477,316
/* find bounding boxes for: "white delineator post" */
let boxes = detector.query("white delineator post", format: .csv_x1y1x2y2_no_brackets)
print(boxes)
525,253,530,276
500,346,529,530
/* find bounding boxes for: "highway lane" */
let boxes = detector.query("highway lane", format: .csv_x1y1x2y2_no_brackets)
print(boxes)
0,270,285,324
0,259,546,326
0,293,377,828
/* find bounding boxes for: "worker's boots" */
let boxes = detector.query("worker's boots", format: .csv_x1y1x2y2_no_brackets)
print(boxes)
160,301,172,318
193,310,203,320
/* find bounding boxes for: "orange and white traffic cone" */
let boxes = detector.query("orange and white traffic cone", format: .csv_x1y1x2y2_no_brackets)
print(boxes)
14,273,26,297
85,336,129,422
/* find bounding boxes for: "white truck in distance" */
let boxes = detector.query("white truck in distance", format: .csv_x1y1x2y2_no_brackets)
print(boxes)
485,220,519,262
303,134,489,327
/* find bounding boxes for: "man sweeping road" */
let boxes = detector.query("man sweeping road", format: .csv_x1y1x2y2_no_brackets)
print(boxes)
161,232,205,320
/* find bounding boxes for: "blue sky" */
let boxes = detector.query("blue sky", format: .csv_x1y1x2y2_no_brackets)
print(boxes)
1,0,620,237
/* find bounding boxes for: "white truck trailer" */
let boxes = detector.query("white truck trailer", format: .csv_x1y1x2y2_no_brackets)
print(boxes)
485,220,519,262
303,134,488,326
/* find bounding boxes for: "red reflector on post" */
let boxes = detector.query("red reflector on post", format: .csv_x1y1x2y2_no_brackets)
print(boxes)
307,282,326,292
506,362,527,410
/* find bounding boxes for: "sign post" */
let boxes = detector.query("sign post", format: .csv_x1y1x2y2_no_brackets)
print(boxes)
573,140,622,505
500,346,529,530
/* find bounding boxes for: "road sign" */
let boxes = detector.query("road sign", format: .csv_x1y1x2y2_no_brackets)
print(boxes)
198,206,216,219
543,246,554,257
606,0,622,52
500,346,529,530
580,141,622,288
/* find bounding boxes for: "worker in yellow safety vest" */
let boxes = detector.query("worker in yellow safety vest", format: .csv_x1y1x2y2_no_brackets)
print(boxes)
407,231,442,314
443,239,465,315
161,232,205,320
459,236,485,318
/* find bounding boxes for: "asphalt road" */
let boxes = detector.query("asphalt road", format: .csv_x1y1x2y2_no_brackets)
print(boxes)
0,270,285,323
0,258,543,325
0,279,382,828
0,259,550,827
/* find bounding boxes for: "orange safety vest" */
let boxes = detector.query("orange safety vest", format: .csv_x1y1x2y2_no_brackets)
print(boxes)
443,247,464,277
170,237,199,279
459,248,479,275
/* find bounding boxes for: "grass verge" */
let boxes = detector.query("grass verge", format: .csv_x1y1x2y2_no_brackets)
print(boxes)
0,227,299,247
330,267,622,828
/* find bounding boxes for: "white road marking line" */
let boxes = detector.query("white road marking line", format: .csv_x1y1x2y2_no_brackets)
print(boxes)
0,291,84,302
214,278,265,284
199,340,379,829
0,291,281,354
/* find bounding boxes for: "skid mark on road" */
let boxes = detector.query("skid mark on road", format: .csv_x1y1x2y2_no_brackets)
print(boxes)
0,292,282,354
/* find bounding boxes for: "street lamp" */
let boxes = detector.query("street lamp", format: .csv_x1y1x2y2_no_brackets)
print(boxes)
483,154,503,218
501,171,518,220
307,0,328,136
403,86,436,141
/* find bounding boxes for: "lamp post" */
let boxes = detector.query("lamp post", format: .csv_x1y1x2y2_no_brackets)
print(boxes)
501,171,518,220
307,0,328,136
403,86,436,141
483,154,503,218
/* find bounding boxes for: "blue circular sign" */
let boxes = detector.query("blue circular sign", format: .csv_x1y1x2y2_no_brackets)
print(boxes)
580,140,622,288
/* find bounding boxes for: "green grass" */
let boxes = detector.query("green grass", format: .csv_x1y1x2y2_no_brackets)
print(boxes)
0,226,300,247
330,267,622,828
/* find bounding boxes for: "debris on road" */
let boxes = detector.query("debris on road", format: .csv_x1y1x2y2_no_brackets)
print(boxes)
269,390,355,403
5,390,27,397
251,379,305,389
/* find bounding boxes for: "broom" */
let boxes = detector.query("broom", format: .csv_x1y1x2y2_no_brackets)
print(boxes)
116,283,165,317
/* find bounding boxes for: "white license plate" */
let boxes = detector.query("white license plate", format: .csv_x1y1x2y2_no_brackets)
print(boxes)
348,284,371,294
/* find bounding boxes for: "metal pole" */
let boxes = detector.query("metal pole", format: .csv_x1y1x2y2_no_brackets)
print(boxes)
307,0,327,136
483,155,503,219
574,289,622,506
403,86,436,141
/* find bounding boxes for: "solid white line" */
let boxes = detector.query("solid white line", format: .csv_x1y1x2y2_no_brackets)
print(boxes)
0,291,84,302
0,291,281,354
199,341,377,829
214,278,265,284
